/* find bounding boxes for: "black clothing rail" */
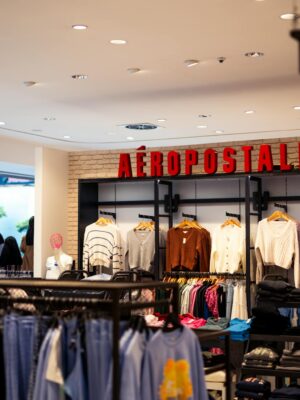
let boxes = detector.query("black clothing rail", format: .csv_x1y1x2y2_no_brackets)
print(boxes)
98,209,116,220
163,271,246,279
0,279,179,400
182,212,197,220
225,211,241,221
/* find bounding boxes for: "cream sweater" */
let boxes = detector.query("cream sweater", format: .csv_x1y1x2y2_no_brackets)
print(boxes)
255,219,300,287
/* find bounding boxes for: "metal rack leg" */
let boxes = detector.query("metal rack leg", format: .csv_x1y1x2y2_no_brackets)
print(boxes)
112,291,121,400
225,335,231,400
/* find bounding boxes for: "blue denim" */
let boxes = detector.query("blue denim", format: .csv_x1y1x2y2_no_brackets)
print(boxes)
85,319,112,400
3,314,36,400
226,283,234,320
65,331,88,400
32,329,54,400
61,317,78,378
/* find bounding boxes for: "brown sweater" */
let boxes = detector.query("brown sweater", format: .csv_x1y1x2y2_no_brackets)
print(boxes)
20,236,34,271
166,227,211,272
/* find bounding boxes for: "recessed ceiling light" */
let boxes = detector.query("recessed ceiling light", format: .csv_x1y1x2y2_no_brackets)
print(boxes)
126,136,134,140
198,114,211,118
0,122,5,126
72,24,88,30
23,81,37,87
197,125,207,129
110,39,127,45
63,135,71,139
294,106,300,110
184,59,199,68
245,51,264,58
71,74,88,80
44,117,56,121
245,110,255,114
157,119,167,122
215,130,224,134
280,13,298,20
127,68,141,74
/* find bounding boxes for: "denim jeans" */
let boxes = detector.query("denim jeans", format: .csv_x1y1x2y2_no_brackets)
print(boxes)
85,319,112,400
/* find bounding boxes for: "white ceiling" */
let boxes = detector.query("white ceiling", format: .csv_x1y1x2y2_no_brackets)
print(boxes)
0,0,300,150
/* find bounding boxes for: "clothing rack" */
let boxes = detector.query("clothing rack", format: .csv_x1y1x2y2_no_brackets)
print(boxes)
98,209,117,220
182,212,197,220
138,213,155,221
0,279,179,400
274,202,288,212
225,211,241,221
163,271,246,279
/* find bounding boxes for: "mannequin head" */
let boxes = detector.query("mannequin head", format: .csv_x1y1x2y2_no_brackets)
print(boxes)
50,233,63,250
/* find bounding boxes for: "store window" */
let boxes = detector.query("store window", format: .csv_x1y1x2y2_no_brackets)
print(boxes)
0,174,34,245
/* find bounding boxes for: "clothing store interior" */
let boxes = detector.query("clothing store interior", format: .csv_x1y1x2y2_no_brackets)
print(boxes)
2,1,300,399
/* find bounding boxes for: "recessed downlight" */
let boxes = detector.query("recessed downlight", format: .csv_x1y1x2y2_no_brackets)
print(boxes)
44,117,56,121
197,125,207,129
63,135,71,139
215,130,224,134
23,81,37,87
157,119,167,122
245,51,264,58
72,24,88,30
110,39,127,45
127,68,141,74
71,74,88,80
184,59,199,68
0,122,6,126
280,13,298,20
198,114,211,118
245,110,255,114
126,136,134,140
294,106,300,110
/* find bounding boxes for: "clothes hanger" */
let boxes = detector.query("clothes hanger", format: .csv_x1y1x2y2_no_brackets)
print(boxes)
162,312,183,332
221,218,241,228
96,217,112,225
267,210,295,222
176,219,202,230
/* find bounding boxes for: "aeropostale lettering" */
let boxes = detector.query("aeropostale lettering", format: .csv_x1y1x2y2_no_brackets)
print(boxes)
117,144,298,178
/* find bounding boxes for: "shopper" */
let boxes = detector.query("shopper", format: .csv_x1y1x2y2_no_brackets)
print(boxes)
20,216,34,271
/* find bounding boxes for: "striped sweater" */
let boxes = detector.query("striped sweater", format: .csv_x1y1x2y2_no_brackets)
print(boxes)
83,223,123,274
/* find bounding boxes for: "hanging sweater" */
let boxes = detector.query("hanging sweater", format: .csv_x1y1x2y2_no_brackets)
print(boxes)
83,223,123,274
210,224,245,274
255,219,300,288
166,227,211,272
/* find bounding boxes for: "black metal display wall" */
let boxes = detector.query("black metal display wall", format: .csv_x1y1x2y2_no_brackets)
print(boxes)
78,171,300,314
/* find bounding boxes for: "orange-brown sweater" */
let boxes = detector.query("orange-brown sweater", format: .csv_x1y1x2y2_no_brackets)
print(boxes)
166,227,211,272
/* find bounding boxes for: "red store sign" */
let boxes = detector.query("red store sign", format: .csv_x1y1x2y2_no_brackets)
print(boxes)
118,144,299,178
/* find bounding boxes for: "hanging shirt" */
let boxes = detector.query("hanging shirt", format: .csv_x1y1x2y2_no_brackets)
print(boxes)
166,227,211,272
125,230,157,271
210,224,245,274
255,218,300,287
83,223,123,274
141,326,208,400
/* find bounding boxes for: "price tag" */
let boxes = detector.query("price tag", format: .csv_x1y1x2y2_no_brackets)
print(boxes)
183,238,187,244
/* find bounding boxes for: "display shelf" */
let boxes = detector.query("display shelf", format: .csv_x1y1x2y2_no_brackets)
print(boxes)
249,333,300,342
205,364,226,374
241,366,300,378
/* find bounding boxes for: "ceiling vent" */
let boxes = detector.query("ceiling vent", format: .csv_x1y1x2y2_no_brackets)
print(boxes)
125,123,158,130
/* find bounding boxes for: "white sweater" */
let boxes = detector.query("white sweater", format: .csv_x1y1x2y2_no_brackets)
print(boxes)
255,219,300,287
210,224,245,274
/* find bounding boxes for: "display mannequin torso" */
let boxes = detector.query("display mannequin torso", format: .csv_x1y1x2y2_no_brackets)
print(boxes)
45,233,73,279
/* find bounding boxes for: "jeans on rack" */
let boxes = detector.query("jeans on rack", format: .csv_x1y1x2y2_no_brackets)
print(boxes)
226,283,234,320
85,319,112,400
3,314,36,400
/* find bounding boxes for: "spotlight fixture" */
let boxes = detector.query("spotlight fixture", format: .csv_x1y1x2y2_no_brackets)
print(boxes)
280,13,299,21
72,25,88,30
126,136,134,140
245,110,255,114
215,130,224,134
294,106,300,110
184,59,199,67
198,114,211,118
23,81,37,87
127,68,141,74
0,122,5,126
110,39,127,45
197,125,207,129
157,119,167,122
71,74,88,80
245,51,264,58
44,117,56,121
63,135,71,139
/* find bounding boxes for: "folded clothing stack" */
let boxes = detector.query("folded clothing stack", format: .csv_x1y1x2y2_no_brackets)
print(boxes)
250,306,290,334
287,288,300,302
226,318,251,341
235,377,271,399
276,344,300,371
256,280,293,303
269,384,300,399
242,346,279,369
203,347,225,367
198,317,229,330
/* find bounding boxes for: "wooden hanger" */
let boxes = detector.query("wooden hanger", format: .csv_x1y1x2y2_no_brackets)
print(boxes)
267,210,295,222
176,219,203,230
96,217,113,225
134,220,155,231
221,218,241,228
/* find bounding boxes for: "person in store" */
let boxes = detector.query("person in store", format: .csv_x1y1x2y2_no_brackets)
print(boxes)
20,216,34,271
0,234,4,257
45,232,73,279
0,236,23,268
